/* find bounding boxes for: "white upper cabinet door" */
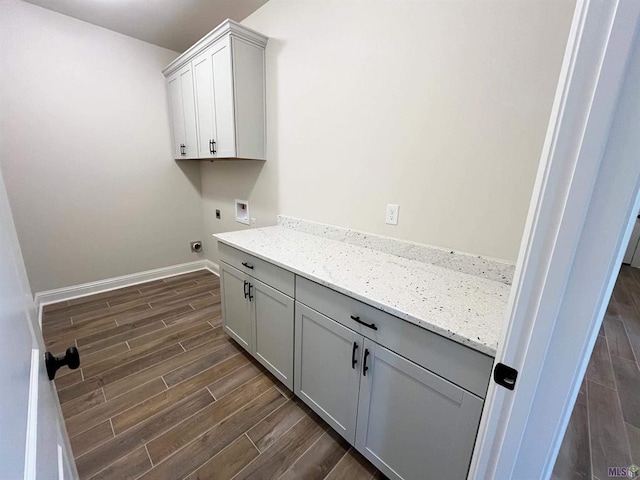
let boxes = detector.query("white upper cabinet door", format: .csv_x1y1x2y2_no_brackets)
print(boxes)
192,51,218,159
210,37,236,158
355,340,484,480
167,72,185,159
179,64,198,159
192,37,236,159
167,64,198,159
294,302,363,443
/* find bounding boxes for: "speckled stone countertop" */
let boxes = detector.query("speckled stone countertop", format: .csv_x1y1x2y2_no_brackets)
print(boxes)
214,226,511,357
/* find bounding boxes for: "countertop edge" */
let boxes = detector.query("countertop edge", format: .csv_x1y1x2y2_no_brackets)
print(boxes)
214,235,498,357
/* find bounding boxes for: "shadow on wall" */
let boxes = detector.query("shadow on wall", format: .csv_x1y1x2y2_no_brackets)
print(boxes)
175,159,202,196
201,160,265,198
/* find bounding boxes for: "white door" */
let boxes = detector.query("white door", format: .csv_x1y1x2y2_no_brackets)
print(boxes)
623,214,640,266
0,167,76,479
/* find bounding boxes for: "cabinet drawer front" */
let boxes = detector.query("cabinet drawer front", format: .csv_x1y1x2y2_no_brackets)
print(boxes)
219,242,294,297
356,340,483,480
294,302,362,444
296,276,492,398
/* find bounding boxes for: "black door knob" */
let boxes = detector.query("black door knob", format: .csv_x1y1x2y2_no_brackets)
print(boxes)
45,347,80,380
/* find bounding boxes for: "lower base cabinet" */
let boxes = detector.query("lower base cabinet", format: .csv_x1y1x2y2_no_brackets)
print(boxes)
220,263,251,350
252,278,294,388
220,262,294,389
355,339,484,480
294,301,484,480
219,244,487,480
294,302,362,443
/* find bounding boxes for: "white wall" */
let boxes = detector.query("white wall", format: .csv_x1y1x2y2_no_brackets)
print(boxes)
201,0,575,264
0,0,204,293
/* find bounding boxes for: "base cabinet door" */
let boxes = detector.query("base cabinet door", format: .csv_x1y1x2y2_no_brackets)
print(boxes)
220,264,252,351
355,339,484,480
252,279,294,389
294,302,362,443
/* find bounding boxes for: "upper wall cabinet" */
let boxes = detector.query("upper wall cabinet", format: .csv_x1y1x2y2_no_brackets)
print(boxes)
162,20,268,161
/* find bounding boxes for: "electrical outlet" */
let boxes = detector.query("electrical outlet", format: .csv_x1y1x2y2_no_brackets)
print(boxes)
386,204,400,225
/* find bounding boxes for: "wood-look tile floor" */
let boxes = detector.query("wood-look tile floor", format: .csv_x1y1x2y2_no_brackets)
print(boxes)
553,265,640,480
42,270,384,480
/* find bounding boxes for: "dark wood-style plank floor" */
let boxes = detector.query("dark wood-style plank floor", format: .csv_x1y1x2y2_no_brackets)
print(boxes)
553,265,640,480
42,270,384,480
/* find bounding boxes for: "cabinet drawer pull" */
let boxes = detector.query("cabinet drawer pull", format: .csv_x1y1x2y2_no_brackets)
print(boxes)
241,262,254,270
248,283,254,301
350,315,378,331
363,348,370,376
243,280,249,299
351,342,359,369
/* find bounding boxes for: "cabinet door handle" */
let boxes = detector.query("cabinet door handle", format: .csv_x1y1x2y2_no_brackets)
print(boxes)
350,315,378,331
248,283,254,301
210,139,216,154
180,144,186,155
243,280,249,299
351,342,359,369
363,348,370,376
241,262,254,270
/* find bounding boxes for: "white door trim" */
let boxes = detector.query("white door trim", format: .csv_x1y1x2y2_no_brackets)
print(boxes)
24,349,40,480
470,0,640,478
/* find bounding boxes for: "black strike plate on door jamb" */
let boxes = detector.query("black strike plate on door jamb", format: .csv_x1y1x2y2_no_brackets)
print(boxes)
493,362,518,390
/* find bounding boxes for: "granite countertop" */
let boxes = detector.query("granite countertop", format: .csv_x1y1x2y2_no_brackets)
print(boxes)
214,226,511,357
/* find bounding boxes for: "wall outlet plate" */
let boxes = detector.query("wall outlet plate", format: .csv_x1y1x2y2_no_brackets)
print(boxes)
235,199,250,225
386,204,400,225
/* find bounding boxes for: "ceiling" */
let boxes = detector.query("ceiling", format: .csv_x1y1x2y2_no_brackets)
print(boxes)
23,0,269,52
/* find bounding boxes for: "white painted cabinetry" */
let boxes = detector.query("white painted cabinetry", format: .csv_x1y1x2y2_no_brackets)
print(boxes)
219,244,294,389
218,242,491,480
295,297,485,480
163,20,267,160
355,339,484,480
294,303,362,443
219,264,251,350
166,64,198,159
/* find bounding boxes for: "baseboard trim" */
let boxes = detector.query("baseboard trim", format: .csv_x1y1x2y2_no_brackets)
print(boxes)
203,259,220,276
34,260,218,308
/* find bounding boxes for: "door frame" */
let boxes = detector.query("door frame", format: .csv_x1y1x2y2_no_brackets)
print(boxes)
470,0,640,478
